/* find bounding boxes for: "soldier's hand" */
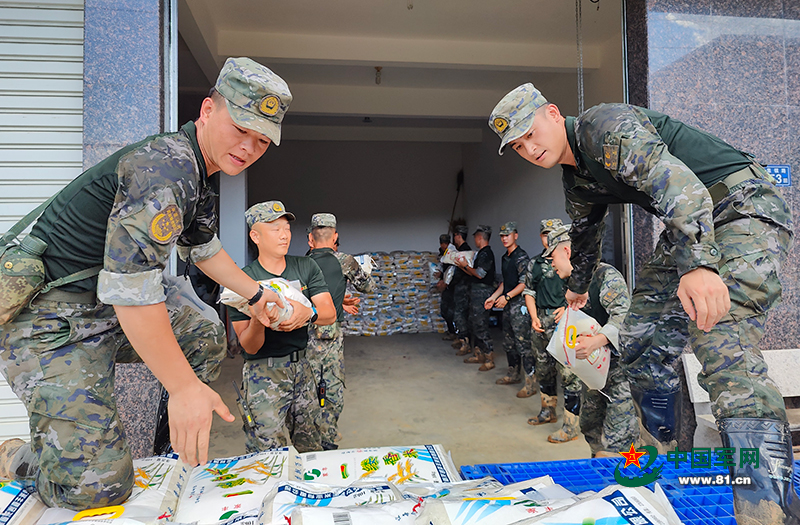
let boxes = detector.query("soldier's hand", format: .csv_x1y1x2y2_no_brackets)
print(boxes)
169,381,234,467
342,294,360,307
565,290,588,310
494,296,508,309
484,296,496,310
553,306,566,324
531,314,544,333
277,299,312,331
343,303,359,315
677,267,730,332
574,334,608,359
435,280,447,292
250,288,285,326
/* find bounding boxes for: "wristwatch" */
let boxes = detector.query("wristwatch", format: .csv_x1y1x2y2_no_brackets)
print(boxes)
504,293,511,301
248,283,264,306
309,305,318,324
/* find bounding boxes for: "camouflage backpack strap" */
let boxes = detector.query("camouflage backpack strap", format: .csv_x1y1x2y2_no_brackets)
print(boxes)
38,265,104,295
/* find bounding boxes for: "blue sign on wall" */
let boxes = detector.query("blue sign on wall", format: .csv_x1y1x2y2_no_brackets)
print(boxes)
766,165,792,187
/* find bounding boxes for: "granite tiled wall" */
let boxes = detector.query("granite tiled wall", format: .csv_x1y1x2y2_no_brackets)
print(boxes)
83,0,167,458
626,0,800,349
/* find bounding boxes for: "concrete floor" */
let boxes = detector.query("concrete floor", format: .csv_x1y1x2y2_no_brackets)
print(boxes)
207,331,590,470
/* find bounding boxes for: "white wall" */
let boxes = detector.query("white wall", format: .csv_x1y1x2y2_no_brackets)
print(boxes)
462,128,569,262
247,140,465,256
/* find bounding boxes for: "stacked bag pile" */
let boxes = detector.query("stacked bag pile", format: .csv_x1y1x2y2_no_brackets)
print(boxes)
5,443,685,525
342,251,446,337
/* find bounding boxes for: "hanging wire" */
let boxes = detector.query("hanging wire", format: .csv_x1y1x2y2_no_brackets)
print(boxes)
575,0,585,115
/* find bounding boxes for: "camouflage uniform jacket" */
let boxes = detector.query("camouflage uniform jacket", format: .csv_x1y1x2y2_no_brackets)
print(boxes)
562,104,757,294
582,262,630,354
334,252,375,295
29,121,221,304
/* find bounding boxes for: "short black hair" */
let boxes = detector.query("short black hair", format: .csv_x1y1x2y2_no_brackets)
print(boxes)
208,87,225,105
311,226,336,243
475,231,491,242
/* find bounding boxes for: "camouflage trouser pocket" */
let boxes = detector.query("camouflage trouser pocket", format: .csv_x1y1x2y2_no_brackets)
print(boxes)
0,240,46,325
716,218,785,322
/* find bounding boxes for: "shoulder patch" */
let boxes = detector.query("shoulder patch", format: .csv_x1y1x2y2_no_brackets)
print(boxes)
149,204,183,244
603,144,620,171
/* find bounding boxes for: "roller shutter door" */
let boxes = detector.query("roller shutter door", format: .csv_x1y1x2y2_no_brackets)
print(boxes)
0,0,84,441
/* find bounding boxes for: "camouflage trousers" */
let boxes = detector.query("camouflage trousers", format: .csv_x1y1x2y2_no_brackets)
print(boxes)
531,308,583,396
440,285,456,333
453,280,471,339
306,326,345,447
621,176,793,421
503,296,532,366
242,355,321,454
470,283,494,353
580,358,640,455
0,275,225,509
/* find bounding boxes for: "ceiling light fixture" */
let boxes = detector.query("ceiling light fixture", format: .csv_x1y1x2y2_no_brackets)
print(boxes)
375,66,382,85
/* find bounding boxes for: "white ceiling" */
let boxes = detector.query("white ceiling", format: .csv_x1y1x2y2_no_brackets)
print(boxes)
178,0,623,140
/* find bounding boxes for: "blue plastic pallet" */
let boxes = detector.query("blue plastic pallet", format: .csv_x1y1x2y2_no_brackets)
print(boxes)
461,457,800,525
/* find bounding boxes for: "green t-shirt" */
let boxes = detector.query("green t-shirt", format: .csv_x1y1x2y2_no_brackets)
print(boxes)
308,247,346,323
30,121,217,294
227,256,329,360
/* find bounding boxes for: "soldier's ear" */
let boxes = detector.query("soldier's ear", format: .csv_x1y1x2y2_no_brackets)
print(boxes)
198,97,215,125
249,228,259,245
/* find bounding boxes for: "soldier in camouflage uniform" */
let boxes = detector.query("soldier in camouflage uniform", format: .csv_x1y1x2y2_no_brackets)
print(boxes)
491,84,796,523
456,225,496,370
228,202,336,454
436,234,457,338
546,225,639,457
523,218,584,442
306,213,375,450
451,225,473,355
484,222,533,394
0,58,292,509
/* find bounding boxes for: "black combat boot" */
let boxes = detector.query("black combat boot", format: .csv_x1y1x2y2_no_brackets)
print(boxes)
630,384,680,449
719,418,800,525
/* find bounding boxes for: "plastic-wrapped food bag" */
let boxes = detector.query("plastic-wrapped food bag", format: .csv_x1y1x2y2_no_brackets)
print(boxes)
219,278,312,329
546,308,610,390
440,246,474,267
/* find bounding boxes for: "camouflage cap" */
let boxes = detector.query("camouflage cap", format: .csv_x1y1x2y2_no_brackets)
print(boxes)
454,225,469,237
439,234,451,244
215,57,292,145
311,213,337,228
544,224,571,256
489,83,549,155
245,200,296,228
499,222,517,235
540,217,563,234
473,224,492,235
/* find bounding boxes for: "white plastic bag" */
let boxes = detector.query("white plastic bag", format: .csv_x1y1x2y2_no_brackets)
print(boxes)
220,278,312,329
443,266,456,285
440,246,474,268
353,254,377,275
546,308,610,390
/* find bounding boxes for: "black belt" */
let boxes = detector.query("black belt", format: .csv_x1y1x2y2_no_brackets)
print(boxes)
537,306,562,313
708,165,762,208
265,349,306,368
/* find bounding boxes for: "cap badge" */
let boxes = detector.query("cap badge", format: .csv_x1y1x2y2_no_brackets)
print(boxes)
493,117,509,134
272,202,283,212
259,95,280,116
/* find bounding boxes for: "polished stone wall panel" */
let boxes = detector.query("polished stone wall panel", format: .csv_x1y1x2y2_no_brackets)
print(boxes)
628,0,800,350
83,0,167,458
